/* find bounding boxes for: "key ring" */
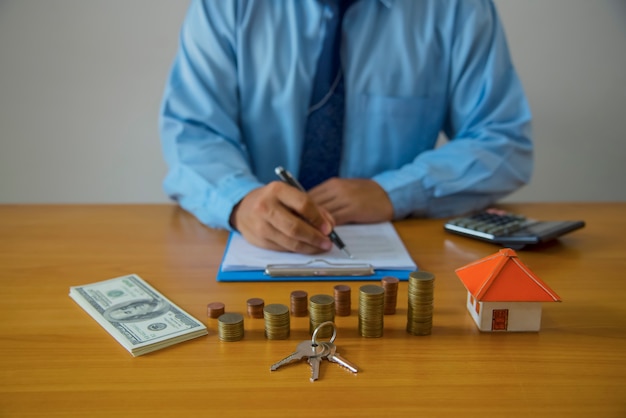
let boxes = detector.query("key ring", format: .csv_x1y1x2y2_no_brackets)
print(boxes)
311,321,337,346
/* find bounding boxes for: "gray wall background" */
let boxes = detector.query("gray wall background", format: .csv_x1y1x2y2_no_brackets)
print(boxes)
1,0,625,204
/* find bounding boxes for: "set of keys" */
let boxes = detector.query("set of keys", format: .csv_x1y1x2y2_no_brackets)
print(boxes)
270,321,358,382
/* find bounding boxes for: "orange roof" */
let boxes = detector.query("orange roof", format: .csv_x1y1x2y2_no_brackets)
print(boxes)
455,249,561,302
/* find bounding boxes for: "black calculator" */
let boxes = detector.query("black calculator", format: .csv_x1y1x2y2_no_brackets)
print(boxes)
444,209,585,249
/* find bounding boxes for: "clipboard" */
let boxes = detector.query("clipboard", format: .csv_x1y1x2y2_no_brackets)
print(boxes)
265,259,374,277
215,223,417,282
216,260,414,282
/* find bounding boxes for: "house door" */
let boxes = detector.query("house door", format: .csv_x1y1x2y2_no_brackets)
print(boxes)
492,309,509,331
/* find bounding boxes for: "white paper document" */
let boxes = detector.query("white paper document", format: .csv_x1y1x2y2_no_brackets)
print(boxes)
221,222,416,271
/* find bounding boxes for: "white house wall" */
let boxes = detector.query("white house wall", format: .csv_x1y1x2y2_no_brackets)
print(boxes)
465,293,543,332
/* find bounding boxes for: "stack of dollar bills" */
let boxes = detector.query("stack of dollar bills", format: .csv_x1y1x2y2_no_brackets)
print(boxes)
70,274,207,356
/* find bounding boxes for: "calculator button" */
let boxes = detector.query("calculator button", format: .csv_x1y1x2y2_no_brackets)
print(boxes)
444,210,584,248
447,211,528,237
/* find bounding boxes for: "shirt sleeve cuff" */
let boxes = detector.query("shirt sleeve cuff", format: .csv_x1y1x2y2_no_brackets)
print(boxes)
167,173,263,231
373,169,429,220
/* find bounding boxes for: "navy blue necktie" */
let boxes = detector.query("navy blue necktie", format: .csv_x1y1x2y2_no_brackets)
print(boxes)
298,1,353,191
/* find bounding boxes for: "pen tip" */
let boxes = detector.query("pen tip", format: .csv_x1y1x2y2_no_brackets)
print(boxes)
342,248,353,259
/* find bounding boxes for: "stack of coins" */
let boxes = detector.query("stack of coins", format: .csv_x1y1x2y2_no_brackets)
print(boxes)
263,303,290,340
358,285,385,338
333,284,351,316
406,271,435,336
217,312,244,342
290,290,308,317
309,294,335,337
207,302,225,318
381,276,400,315
246,298,265,318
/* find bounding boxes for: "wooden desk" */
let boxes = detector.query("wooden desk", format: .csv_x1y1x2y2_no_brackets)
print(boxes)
1,203,625,417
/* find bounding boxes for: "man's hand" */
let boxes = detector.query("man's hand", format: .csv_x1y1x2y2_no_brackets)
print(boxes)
230,181,335,254
308,178,394,225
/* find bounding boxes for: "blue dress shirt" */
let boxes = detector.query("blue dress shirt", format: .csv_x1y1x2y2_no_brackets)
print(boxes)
159,0,533,230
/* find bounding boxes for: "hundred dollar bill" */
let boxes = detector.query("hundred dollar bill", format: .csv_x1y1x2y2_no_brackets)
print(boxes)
70,274,207,356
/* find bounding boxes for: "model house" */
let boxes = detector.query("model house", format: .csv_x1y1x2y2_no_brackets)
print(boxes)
455,248,561,332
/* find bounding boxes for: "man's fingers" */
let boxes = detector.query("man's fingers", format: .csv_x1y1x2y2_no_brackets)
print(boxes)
233,182,333,253
269,182,334,234
243,221,328,254
308,178,394,225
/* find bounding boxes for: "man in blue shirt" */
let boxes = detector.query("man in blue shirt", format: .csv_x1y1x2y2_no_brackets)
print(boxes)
160,0,533,254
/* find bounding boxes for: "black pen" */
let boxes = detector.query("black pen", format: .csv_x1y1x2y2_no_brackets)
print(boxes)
274,166,352,258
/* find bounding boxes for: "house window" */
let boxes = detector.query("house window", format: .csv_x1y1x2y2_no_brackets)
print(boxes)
470,296,475,305
475,301,480,314
492,309,509,331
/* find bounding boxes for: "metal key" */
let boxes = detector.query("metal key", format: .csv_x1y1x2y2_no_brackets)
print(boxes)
270,340,327,371
308,353,323,382
321,341,358,374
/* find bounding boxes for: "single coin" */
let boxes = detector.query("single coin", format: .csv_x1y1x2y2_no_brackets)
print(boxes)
207,302,225,318
290,290,308,317
247,297,265,318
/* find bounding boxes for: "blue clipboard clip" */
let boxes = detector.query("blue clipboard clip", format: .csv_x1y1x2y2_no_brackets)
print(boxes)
265,259,374,277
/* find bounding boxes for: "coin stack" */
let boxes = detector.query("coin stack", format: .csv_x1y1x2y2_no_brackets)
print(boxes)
217,312,244,342
358,285,385,338
263,303,290,340
207,301,225,318
406,271,435,336
309,294,335,338
290,290,308,317
381,276,399,315
333,284,351,316
247,297,265,318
